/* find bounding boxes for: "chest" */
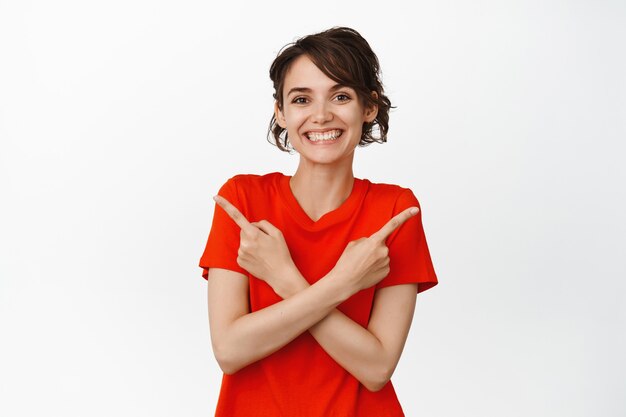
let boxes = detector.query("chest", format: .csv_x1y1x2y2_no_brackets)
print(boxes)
246,206,383,327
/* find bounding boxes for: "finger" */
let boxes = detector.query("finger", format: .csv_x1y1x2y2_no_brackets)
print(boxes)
251,220,282,237
370,206,419,241
250,221,271,236
213,195,256,232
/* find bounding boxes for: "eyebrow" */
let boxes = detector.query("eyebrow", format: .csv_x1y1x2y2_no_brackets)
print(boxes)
286,83,347,97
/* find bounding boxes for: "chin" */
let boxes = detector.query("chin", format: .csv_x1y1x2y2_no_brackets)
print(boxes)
298,150,355,167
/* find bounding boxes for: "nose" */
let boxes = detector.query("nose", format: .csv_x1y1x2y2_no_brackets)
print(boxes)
311,101,333,124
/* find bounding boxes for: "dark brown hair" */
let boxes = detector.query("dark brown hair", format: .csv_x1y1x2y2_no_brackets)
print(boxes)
267,26,394,152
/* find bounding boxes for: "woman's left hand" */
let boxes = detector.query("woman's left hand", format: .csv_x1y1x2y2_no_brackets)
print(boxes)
214,195,305,298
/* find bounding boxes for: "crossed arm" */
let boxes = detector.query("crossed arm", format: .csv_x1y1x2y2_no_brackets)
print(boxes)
207,196,419,392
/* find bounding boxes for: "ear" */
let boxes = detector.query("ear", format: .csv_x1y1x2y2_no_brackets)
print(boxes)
274,101,287,128
363,91,379,123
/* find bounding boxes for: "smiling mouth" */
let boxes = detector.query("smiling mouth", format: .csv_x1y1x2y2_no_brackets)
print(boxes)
305,129,343,142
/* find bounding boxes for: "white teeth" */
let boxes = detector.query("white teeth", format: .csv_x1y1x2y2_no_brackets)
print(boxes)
306,129,342,142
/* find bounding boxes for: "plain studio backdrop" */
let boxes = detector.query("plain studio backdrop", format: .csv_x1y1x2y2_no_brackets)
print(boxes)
1,1,624,416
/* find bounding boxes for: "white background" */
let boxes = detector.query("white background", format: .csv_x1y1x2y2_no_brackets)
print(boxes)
1,1,625,416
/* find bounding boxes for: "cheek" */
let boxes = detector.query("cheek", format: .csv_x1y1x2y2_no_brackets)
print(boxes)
337,107,364,125
283,112,306,130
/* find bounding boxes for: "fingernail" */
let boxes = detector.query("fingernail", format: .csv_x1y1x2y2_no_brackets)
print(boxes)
213,195,219,202
409,207,418,215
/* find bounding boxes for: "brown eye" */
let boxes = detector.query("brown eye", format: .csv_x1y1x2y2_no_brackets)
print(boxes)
293,97,308,104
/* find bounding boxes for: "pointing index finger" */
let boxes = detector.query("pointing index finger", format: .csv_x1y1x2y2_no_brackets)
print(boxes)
370,207,419,241
213,195,255,232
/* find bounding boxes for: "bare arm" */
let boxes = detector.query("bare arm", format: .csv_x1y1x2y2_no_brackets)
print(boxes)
207,267,352,375
238,199,419,391
209,266,416,391
284,276,417,391
208,195,418,385
311,284,417,391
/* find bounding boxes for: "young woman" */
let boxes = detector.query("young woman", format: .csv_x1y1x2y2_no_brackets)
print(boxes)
199,26,438,416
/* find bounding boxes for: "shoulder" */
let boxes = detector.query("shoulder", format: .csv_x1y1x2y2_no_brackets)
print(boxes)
219,172,285,204
362,179,420,209
223,172,284,191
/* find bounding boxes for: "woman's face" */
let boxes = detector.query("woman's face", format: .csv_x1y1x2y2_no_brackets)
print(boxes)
274,55,377,167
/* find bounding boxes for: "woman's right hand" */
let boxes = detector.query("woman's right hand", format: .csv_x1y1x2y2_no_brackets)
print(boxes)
213,195,307,298
332,206,419,293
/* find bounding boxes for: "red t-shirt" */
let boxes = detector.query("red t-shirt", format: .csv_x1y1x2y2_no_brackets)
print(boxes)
199,172,438,417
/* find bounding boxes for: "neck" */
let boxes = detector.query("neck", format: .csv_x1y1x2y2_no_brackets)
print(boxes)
289,158,355,222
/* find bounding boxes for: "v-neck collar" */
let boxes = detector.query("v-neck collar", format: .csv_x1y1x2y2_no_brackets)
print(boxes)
277,173,369,231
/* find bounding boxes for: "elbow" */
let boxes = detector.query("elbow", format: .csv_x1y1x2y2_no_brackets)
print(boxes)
216,359,239,376
362,365,394,392
363,381,387,392
213,343,242,375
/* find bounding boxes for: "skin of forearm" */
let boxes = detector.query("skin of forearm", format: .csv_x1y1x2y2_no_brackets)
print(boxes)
217,272,353,375
284,273,393,392
309,310,391,391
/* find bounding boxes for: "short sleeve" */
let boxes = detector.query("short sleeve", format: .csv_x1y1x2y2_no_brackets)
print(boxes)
375,188,438,294
198,177,248,279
